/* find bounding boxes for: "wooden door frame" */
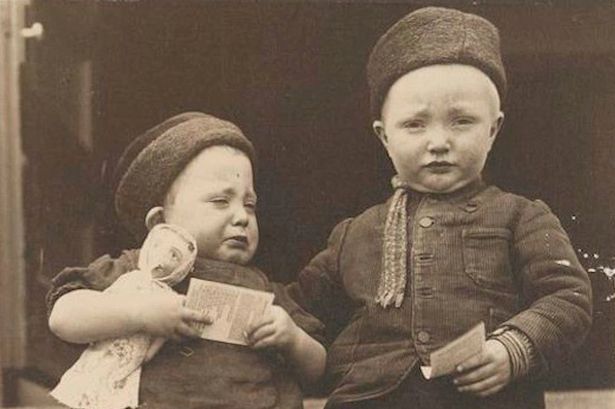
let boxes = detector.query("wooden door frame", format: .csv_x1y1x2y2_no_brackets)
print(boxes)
0,0,29,404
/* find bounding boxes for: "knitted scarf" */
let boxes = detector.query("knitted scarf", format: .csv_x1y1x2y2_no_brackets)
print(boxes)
375,175,413,308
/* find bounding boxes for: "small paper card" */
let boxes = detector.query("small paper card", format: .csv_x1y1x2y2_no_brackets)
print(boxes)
185,278,275,345
420,322,486,379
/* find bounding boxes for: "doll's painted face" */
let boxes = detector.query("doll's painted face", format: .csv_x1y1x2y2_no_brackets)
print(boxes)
144,227,196,279
374,64,504,194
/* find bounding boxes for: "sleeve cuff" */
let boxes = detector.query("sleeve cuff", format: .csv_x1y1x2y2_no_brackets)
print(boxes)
490,327,540,379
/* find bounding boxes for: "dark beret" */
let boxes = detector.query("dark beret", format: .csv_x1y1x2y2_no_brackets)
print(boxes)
113,112,255,241
367,6,507,119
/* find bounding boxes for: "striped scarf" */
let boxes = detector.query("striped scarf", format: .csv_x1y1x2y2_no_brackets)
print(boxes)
375,175,413,308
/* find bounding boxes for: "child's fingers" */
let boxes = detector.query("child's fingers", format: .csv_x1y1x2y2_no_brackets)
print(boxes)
181,308,212,324
176,321,201,338
256,313,276,328
177,294,190,307
456,351,486,373
246,323,276,345
244,320,264,337
454,362,492,386
245,315,275,337
457,374,505,396
251,334,276,350
474,383,504,397
247,307,273,328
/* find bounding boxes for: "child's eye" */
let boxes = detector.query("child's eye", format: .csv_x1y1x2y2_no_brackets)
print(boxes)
402,120,425,131
210,198,229,207
244,202,257,212
452,117,475,127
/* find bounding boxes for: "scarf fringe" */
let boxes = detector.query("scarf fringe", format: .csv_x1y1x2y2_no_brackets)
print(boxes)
375,176,410,308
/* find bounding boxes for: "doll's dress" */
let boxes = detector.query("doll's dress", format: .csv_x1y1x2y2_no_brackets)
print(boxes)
50,224,197,409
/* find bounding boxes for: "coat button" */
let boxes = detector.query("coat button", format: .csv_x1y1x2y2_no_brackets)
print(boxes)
417,331,431,343
179,346,194,357
418,216,435,228
465,202,479,213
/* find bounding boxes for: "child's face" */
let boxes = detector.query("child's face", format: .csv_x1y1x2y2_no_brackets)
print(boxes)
374,64,503,194
162,146,258,265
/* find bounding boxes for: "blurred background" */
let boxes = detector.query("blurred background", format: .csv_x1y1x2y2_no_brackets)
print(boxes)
1,0,614,406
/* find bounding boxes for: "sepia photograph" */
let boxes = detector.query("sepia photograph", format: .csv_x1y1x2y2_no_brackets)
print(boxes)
1,1,614,408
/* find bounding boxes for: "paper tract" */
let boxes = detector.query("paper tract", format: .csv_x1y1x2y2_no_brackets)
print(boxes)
420,322,486,379
185,278,274,345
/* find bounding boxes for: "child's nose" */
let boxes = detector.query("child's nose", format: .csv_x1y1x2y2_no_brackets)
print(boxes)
231,204,249,227
426,129,451,154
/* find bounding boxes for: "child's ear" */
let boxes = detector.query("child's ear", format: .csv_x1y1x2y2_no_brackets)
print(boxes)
145,206,165,231
490,111,505,139
373,120,388,145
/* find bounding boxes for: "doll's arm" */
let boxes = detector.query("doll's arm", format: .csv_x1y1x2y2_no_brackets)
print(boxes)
144,337,167,362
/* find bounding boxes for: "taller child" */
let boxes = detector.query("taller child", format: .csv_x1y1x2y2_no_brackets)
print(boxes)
288,7,592,409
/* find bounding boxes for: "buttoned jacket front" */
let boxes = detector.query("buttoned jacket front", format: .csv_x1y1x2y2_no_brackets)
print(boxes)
288,181,592,406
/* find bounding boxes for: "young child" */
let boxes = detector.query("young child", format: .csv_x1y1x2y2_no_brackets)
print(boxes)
287,7,592,409
51,223,198,409
47,112,326,409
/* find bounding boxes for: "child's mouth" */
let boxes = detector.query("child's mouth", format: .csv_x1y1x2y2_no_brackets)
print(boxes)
425,161,454,173
226,236,248,247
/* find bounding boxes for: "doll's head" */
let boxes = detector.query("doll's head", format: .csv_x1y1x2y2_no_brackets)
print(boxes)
138,223,197,286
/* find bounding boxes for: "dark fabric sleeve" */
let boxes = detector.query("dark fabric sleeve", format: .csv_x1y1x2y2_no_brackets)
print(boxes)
45,249,140,316
506,200,592,372
285,218,354,344
271,282,326,345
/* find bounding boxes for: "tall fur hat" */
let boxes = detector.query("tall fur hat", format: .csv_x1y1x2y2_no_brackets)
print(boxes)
367,6,507,119
113,112,255,240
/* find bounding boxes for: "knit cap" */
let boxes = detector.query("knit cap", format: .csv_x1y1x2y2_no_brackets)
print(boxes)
113,112,255,241
367,6,507,119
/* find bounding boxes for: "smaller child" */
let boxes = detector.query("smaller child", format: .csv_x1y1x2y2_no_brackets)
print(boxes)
48,112,326,409
51,223,198,409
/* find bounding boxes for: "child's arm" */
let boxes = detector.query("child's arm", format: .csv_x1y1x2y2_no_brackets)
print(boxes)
505,201,592,366
455,200,592,397
49,288,210,344
285,219,355,330
245,305,326,384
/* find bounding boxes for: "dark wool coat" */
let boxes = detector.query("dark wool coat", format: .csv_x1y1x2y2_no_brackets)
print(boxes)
288,181,592,409
48,255,323,409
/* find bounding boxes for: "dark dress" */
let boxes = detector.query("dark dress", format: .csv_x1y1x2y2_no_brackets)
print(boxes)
47,251,324,409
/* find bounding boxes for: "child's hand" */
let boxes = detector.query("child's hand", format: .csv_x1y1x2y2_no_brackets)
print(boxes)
453,339,511,397
133,292,211,341
245,305,299,352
